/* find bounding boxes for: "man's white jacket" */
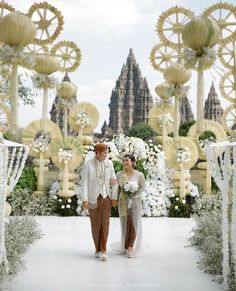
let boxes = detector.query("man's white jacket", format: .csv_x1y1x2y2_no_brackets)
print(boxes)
81,157,117,205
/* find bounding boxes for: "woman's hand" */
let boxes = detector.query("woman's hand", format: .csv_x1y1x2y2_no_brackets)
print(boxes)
82,201,89,209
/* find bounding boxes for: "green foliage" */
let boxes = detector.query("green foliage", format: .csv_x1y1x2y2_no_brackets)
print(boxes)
55,196,78,216
135,159,148,178
179,121,195,136
112,160,123,173
7,188,57,216
14,166,37,191
168,194,195,217
127,122,154,140
0,216,42,281
199,130,216,141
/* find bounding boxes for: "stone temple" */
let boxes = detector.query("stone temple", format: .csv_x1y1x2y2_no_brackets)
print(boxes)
101,49,153,136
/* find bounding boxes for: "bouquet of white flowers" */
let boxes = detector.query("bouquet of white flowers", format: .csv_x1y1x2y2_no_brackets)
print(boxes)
123,180,139,198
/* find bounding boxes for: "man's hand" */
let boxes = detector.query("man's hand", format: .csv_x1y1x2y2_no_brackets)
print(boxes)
82,201,89,209
111,199,118,207
110,179,117,186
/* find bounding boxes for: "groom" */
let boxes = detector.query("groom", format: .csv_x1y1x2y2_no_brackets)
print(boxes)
81,143,117,261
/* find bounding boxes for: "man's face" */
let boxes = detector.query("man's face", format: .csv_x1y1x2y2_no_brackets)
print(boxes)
96,149,108,161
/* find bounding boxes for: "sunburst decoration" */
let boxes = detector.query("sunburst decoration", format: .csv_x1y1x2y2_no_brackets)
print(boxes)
165,137,198,170
157,6,194,49
51,40,82,73
203,2,236,45
68,102,99,134
50,136,83,171
22,119,62,158
27,1,64,45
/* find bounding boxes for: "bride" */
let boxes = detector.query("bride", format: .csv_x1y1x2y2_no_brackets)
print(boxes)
113,154,145,258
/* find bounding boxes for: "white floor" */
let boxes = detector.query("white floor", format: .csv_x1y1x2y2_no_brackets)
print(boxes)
5,217,223,291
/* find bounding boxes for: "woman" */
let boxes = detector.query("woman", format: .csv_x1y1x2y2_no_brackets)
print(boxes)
113,154,145,258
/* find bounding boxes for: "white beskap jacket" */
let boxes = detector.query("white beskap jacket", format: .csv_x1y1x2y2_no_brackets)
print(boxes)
81,158,117,205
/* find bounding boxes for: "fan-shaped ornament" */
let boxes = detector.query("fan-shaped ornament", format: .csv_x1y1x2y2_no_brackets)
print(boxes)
22,119,62,158
222,105,236,134
219,71,236,103
165,137,198,170
68,102,99,134
148,104,174,134
27,1,64,45
218,42,236,70
50,136,83,171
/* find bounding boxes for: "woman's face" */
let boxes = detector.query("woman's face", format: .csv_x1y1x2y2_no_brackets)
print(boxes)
123,157,133,169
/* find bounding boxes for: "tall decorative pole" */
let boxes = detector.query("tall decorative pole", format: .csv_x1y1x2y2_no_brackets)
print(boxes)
0,12,36,135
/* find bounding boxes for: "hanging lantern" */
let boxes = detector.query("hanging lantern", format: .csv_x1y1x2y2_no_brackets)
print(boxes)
155,82,171,100
182,16,220,50
57,81,77,99
164,63,191,85
0,12,36,47
34,55,60,75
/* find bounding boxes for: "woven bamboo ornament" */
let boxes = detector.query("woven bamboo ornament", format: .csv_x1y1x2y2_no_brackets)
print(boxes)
182,16,220,50
34,55,60,75
164,64,191,85
155,82,171,100
148,104,174,134
57,81,77,99
0,12,36,47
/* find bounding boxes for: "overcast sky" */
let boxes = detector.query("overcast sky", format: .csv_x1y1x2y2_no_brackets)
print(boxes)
7,0,236,132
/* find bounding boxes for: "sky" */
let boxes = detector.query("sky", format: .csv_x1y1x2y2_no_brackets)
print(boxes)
6,0,236,132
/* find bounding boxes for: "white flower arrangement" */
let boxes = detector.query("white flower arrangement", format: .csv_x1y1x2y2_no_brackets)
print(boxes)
32,74,58,90
199,136,215,153
167,84,190,99
76,112,90,128
123,180,139,197
183,47,216,70
58,148,73,164
176,147,191,163
31,134,50,153
0,44,35,69
157,113,173,127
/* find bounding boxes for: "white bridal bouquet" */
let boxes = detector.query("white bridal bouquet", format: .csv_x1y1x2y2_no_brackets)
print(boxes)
123,180,139,198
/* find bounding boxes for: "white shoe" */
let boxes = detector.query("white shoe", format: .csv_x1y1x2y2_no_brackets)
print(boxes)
101,253,108,261
127,249,133,258
94,251,100,258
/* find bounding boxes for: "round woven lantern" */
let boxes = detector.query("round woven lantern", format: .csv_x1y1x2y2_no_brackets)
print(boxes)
155,82,171,100
34,55,60,75
164,64,191,85
0,12,36,47
182,16,220,50
57,81,77,99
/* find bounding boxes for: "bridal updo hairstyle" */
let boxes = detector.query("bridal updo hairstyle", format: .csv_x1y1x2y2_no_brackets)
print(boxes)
123,154,136,167
94,143,108,153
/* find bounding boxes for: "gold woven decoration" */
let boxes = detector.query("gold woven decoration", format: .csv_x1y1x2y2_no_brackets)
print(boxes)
165,137,198,170
22,119,62,158
0,2,15,19
0,12,36,47
25,43,48,55
164,63,191,85
182,16,220,50
57,81,77,99
0,103,10,133
218,43,236,70
155,82,171,100
27,1,64,45
157,6,194,49
49,136,83,171
203,2,236,45
219,71,236,103
222,105,236,134
148,104,174,134
83,135,93,145
68,102,99,134
150,43,179,72
34,55,60,75
51,41,82,73
188,119,227,159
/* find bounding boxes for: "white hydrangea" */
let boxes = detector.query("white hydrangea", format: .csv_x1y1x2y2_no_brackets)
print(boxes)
58,148,73,164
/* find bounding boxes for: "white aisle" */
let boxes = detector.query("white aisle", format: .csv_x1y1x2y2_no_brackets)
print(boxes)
6,217,223,291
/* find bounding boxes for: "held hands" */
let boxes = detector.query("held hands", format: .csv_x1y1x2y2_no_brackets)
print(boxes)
82,201,89,209
111,199,118,207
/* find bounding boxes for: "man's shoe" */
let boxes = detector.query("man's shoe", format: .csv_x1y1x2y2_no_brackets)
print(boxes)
94,251,100,258
101,253,108,261
127,249,133,258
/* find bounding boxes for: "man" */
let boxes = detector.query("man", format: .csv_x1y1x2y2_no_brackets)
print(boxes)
81,143,117,261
